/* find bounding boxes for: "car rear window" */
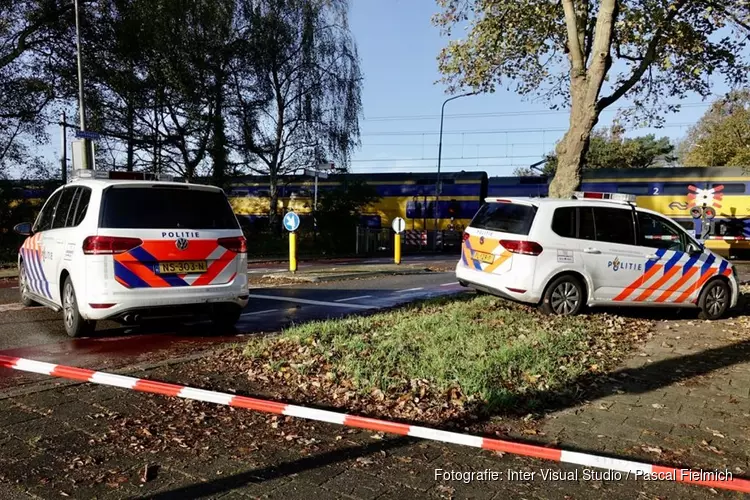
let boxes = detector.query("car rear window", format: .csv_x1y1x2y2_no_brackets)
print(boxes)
469,202,536,235
99,186,239,229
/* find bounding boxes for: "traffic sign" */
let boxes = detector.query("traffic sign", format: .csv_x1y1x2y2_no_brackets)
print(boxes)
75,130,100,140
391,217,406,234
283,212,300,232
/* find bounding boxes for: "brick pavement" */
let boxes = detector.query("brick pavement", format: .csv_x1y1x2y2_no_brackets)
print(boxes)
542,314,750,477
1,356,747,499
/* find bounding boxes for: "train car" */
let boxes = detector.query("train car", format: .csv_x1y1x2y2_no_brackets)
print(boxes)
226,171,488,233
487,175,549,197
579,167,750,256
488,167,750,256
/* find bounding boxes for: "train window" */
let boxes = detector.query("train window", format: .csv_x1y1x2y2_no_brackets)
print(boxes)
519,177,548,184
661,184,688,195
616,184,650,195
714,183,746,194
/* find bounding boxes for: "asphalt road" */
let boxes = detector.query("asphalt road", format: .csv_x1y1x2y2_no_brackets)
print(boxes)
0,258,746,392
0,272,465,390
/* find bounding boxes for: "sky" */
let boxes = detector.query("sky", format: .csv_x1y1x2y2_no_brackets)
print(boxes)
347,0,730,176
30,0,733,179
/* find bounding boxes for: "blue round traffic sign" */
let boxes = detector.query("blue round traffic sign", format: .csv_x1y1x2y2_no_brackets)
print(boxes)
283,212,300,232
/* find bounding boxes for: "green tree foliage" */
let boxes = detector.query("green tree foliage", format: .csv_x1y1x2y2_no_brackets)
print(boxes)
0,0,70,175
679,90,750,167
434,0,750,198
230,0,363,232
316,178,379,253
526,125,675,175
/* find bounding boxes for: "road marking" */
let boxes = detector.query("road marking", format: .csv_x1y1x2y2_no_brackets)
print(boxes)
335,295,372,302
395,287,424,293
240,309,279,317
246,294,375,310
441,282,459,287
0,303,27,312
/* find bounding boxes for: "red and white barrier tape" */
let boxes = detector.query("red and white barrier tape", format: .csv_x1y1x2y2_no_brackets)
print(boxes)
1,355,748,494
705,236,749,241
643,235,680,241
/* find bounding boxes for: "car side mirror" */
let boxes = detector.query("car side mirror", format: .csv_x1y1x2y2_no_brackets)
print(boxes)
687,241,703,255
13,222,32,237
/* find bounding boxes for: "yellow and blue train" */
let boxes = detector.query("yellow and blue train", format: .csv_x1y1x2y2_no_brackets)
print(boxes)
3,167,748,255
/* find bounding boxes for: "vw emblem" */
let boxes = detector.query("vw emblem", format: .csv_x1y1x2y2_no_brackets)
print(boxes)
479,236,485,245
175,238,189,251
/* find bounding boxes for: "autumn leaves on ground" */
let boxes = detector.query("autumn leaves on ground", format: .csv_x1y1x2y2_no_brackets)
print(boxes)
235,294,655,433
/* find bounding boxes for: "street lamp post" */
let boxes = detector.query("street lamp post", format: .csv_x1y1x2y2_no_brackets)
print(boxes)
434,91,477,251
74,0,91,170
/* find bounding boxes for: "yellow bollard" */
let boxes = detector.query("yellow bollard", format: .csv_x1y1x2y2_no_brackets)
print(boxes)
289,231,297,273
394,233,401,265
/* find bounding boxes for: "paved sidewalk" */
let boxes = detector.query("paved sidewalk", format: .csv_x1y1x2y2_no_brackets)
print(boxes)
0,359,743,499
542,313,750,475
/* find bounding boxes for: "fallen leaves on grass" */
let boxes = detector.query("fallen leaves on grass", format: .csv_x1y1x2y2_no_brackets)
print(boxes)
241,295,653,428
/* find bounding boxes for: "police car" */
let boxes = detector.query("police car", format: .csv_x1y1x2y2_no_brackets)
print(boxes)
456,192,740,320
13,170,249,337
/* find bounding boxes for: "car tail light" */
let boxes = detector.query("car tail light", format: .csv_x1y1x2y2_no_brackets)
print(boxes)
499,240,543,256
82,236,142,255
463,232,470,241
218,236,247,254
89,303,116,309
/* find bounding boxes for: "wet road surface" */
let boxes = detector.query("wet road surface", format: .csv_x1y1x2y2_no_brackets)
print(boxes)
0,272,465,390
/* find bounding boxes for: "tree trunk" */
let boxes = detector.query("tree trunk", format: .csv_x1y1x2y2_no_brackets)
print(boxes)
550,0,616,198
548,101,598,198
549,77,598,197
210,71,228,189
126,100,134,172
268,171,280,236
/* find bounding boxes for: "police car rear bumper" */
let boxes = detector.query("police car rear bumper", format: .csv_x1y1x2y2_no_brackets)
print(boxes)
80,284,249,321
455,263,540,304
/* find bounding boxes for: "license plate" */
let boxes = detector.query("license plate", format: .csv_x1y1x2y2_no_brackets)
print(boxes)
472,251,494,264
157,261,208,274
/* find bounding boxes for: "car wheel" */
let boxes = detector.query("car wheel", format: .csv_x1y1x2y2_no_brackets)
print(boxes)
541,275,584,316
18,261,38,307
698,279,730,321
210,304,243,331
62,276,96,338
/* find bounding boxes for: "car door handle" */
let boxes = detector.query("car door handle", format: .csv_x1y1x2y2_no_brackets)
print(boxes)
583,248,601,254
646,254,659,260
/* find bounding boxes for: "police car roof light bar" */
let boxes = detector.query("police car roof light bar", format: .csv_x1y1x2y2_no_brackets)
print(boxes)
70,169,175,183
572,191,637,203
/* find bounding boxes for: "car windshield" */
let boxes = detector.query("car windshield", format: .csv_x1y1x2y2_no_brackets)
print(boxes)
99,186,239,229
469,202,537,235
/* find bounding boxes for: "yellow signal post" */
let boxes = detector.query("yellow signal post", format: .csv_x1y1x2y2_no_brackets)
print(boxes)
391,217,405,265
394,233,401,265
289,231,297,273
283,211,300,273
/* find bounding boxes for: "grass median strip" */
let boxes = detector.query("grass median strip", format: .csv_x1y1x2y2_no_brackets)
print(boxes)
243,295,652,425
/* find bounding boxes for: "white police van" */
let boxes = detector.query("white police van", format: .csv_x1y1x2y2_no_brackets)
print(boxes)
456,192,740,320
14,170,249,337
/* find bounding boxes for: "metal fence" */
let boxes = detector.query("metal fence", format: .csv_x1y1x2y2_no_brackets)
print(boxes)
354,227,464,255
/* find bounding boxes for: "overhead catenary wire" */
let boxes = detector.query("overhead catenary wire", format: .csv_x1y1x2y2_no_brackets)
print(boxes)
359,122,695,137
362,102,712,122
